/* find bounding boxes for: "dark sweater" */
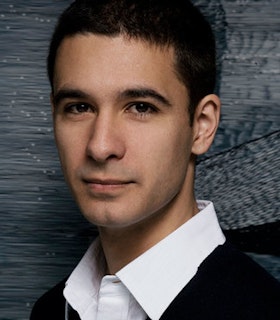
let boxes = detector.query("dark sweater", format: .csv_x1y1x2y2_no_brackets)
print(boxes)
30,242,280,320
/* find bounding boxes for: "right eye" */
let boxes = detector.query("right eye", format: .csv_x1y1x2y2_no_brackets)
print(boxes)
64,103,93,114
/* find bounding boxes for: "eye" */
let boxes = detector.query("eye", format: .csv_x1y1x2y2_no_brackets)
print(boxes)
127,102,157,116
64,103,93,114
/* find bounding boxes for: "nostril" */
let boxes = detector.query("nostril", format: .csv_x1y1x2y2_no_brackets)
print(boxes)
86,132,125,163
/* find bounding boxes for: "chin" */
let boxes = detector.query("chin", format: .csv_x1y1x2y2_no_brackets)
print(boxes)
80,206,137,229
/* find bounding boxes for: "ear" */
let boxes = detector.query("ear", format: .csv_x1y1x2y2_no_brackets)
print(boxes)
191,94,221,155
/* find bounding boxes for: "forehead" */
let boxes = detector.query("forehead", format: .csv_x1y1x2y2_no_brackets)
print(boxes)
56,33,175,61
53,34,187,102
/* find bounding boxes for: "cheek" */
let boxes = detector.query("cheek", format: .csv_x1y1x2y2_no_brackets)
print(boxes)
160,137,191,186
54,125,85,174
137,123,192,186
160,121,192,164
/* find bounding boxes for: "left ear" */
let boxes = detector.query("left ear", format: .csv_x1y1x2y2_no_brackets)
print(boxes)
191,94,221,155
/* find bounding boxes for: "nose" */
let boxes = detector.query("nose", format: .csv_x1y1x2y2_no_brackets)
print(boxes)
86,113,125,163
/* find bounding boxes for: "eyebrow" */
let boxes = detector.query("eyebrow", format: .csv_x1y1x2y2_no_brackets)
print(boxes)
52,87,172,107
119,88,172,107
52,88,90,106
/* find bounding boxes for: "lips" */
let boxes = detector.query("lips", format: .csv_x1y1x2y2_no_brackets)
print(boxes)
84,178,131,185
83,177,133,193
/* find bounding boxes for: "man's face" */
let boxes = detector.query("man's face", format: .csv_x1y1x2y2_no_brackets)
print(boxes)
52,34,197,230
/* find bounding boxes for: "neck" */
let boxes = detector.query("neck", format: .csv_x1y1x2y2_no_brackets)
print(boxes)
99,196,199,275
99,160,198,274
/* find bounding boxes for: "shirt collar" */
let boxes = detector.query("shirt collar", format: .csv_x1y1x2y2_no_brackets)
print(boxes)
64,200,225,320
116,200,225,320
64,238,106,318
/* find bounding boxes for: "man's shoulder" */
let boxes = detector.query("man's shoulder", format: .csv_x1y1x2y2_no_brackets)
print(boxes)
201,241,280,291
161,241,280,319
30,278,67,320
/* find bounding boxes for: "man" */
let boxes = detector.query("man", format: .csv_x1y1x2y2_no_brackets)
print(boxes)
30,0,280,319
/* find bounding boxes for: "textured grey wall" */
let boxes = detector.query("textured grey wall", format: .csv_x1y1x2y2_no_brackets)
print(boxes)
0,1,279,319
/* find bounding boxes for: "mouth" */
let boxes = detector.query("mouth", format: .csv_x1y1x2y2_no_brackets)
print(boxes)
83,178,133,193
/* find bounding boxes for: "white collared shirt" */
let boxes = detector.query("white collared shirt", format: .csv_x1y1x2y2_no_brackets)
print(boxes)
64,200,226,320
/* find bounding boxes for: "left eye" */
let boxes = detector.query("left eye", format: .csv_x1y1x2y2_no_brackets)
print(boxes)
128,102,156,114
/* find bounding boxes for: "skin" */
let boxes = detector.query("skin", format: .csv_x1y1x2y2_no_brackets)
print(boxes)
52,34,220,273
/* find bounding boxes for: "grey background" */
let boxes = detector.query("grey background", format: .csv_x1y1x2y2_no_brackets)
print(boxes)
0,1,279,319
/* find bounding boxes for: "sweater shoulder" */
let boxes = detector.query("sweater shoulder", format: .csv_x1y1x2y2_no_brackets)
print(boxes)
161,242,280,319
30,278,67,320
